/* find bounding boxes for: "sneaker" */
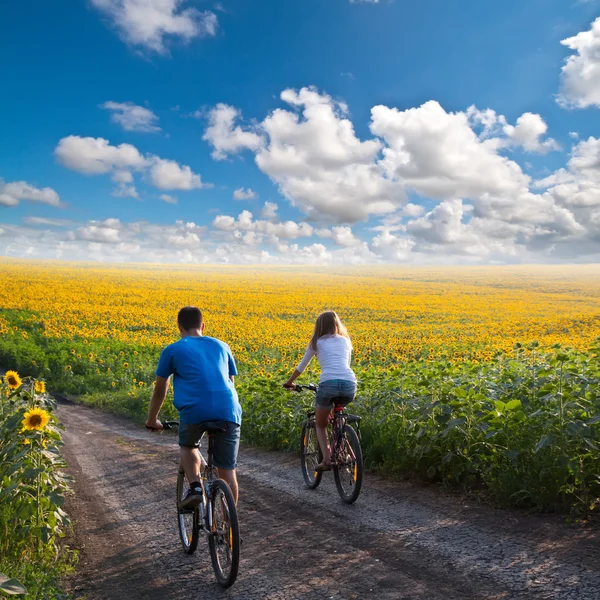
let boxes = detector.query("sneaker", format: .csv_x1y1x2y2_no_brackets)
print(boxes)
180,487,203,510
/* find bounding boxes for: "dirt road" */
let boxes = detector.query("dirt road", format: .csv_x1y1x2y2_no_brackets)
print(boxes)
58,401,600,600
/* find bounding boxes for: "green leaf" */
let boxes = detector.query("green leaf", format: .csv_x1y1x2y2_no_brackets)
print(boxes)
494,400,505,412
0,574,27,595
505,400,521,411
535,434,553,453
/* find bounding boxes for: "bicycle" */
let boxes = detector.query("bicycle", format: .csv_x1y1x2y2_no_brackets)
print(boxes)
292,384,364,504
147,420,240,588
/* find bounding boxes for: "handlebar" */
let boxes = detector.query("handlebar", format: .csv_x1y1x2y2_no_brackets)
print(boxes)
286,383,318,393
146,420,179,431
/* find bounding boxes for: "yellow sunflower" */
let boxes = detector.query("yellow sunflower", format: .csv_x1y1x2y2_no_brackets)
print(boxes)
34,380,46,394
4,370,22,389
22,408,50,432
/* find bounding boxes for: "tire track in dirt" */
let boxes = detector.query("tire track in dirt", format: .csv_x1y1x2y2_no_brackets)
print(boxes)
58,401,600,600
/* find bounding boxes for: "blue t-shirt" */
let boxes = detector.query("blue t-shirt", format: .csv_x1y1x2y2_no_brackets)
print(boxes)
155,336,242,425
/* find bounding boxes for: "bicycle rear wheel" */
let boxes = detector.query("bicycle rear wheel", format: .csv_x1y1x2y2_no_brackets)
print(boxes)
333,424,363,504
300,419,323,489
208,479,240,588
176,467,199,554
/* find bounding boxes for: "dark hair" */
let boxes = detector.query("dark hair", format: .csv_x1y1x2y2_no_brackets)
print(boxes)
178,306,203,331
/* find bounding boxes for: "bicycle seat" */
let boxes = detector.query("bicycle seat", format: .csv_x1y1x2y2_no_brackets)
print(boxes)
199,420,228,434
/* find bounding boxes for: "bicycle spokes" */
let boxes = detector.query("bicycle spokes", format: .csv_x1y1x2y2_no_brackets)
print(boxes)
301,421,323,489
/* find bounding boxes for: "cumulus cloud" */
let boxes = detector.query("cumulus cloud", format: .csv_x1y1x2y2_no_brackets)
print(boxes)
0,180,62,208
558,18,600,109
502,113,560,154
260,201,278,220
159,193,177,204
55,135,208,194
149,158,206,190
316,225,362,247
91,0,218,54
371,101,531,201
76,219,122,244
233,187,257,200
212,209,314,241
55,136,147,175
101,101,161,132
203,104,264,160
204,89,560,225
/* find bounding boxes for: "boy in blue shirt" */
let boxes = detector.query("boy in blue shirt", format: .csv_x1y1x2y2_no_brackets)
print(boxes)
146,306,242,508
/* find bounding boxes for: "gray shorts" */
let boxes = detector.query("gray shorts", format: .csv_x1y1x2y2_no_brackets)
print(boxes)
315,379,357,409
178,421,240,470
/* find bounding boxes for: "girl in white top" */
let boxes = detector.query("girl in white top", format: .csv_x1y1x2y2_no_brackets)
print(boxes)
284,311,357,471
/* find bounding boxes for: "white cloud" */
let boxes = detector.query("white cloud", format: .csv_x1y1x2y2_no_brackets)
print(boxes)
212,209,314,240
112,170,134,183
502,113,560,154
91,0,218,54
316,225,362,247
101,101,161,132
77,219,122,244
233,187,257,200
255,87,401,222
260,201,278,220
371,230,415,261
205,90,559,225
159,193,178,204
112,184,139,199
371,101,530,201
55,136,147,175
203,104,264,160
149,158,205,190
0,180,62,208
56,135,208,194
558,18,600,108
23,217,74,227
168,231,201,248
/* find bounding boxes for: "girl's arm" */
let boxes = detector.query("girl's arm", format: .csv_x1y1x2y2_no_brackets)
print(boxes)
284,345,315,388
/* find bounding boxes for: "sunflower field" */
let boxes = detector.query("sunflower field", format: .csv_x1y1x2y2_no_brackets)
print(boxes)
0,370,73,598
1,259,600,514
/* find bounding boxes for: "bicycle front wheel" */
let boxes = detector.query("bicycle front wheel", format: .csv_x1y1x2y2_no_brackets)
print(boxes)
300,420,323,489
208,479,240,588
333,424,363,504
176,467,199,554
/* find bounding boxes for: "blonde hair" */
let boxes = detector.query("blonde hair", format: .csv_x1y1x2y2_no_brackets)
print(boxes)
309,311,349,351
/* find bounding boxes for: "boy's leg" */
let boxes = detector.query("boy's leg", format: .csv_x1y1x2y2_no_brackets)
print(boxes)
178,423,205,508
180,446,202,484
216,468,238,504
213,423,240,504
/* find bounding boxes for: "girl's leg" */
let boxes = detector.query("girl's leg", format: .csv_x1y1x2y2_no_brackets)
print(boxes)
314,407,332,464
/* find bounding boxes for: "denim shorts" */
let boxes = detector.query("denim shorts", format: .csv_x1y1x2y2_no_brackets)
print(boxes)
178,421,240,470
315,379,357,409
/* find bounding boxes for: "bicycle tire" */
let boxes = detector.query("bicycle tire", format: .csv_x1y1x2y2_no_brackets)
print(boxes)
300,420,323,489
333,424,363,504
176,467,200,554
208,479,240,588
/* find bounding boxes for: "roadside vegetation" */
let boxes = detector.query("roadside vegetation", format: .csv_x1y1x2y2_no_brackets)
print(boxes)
0,372,74,599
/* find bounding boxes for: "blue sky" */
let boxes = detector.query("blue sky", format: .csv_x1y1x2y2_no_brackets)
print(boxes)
1,0,600,264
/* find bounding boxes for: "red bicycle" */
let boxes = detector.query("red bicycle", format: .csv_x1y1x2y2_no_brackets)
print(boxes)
293,384,363,504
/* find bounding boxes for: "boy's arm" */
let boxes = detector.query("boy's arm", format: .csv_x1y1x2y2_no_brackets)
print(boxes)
146,376,169,429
